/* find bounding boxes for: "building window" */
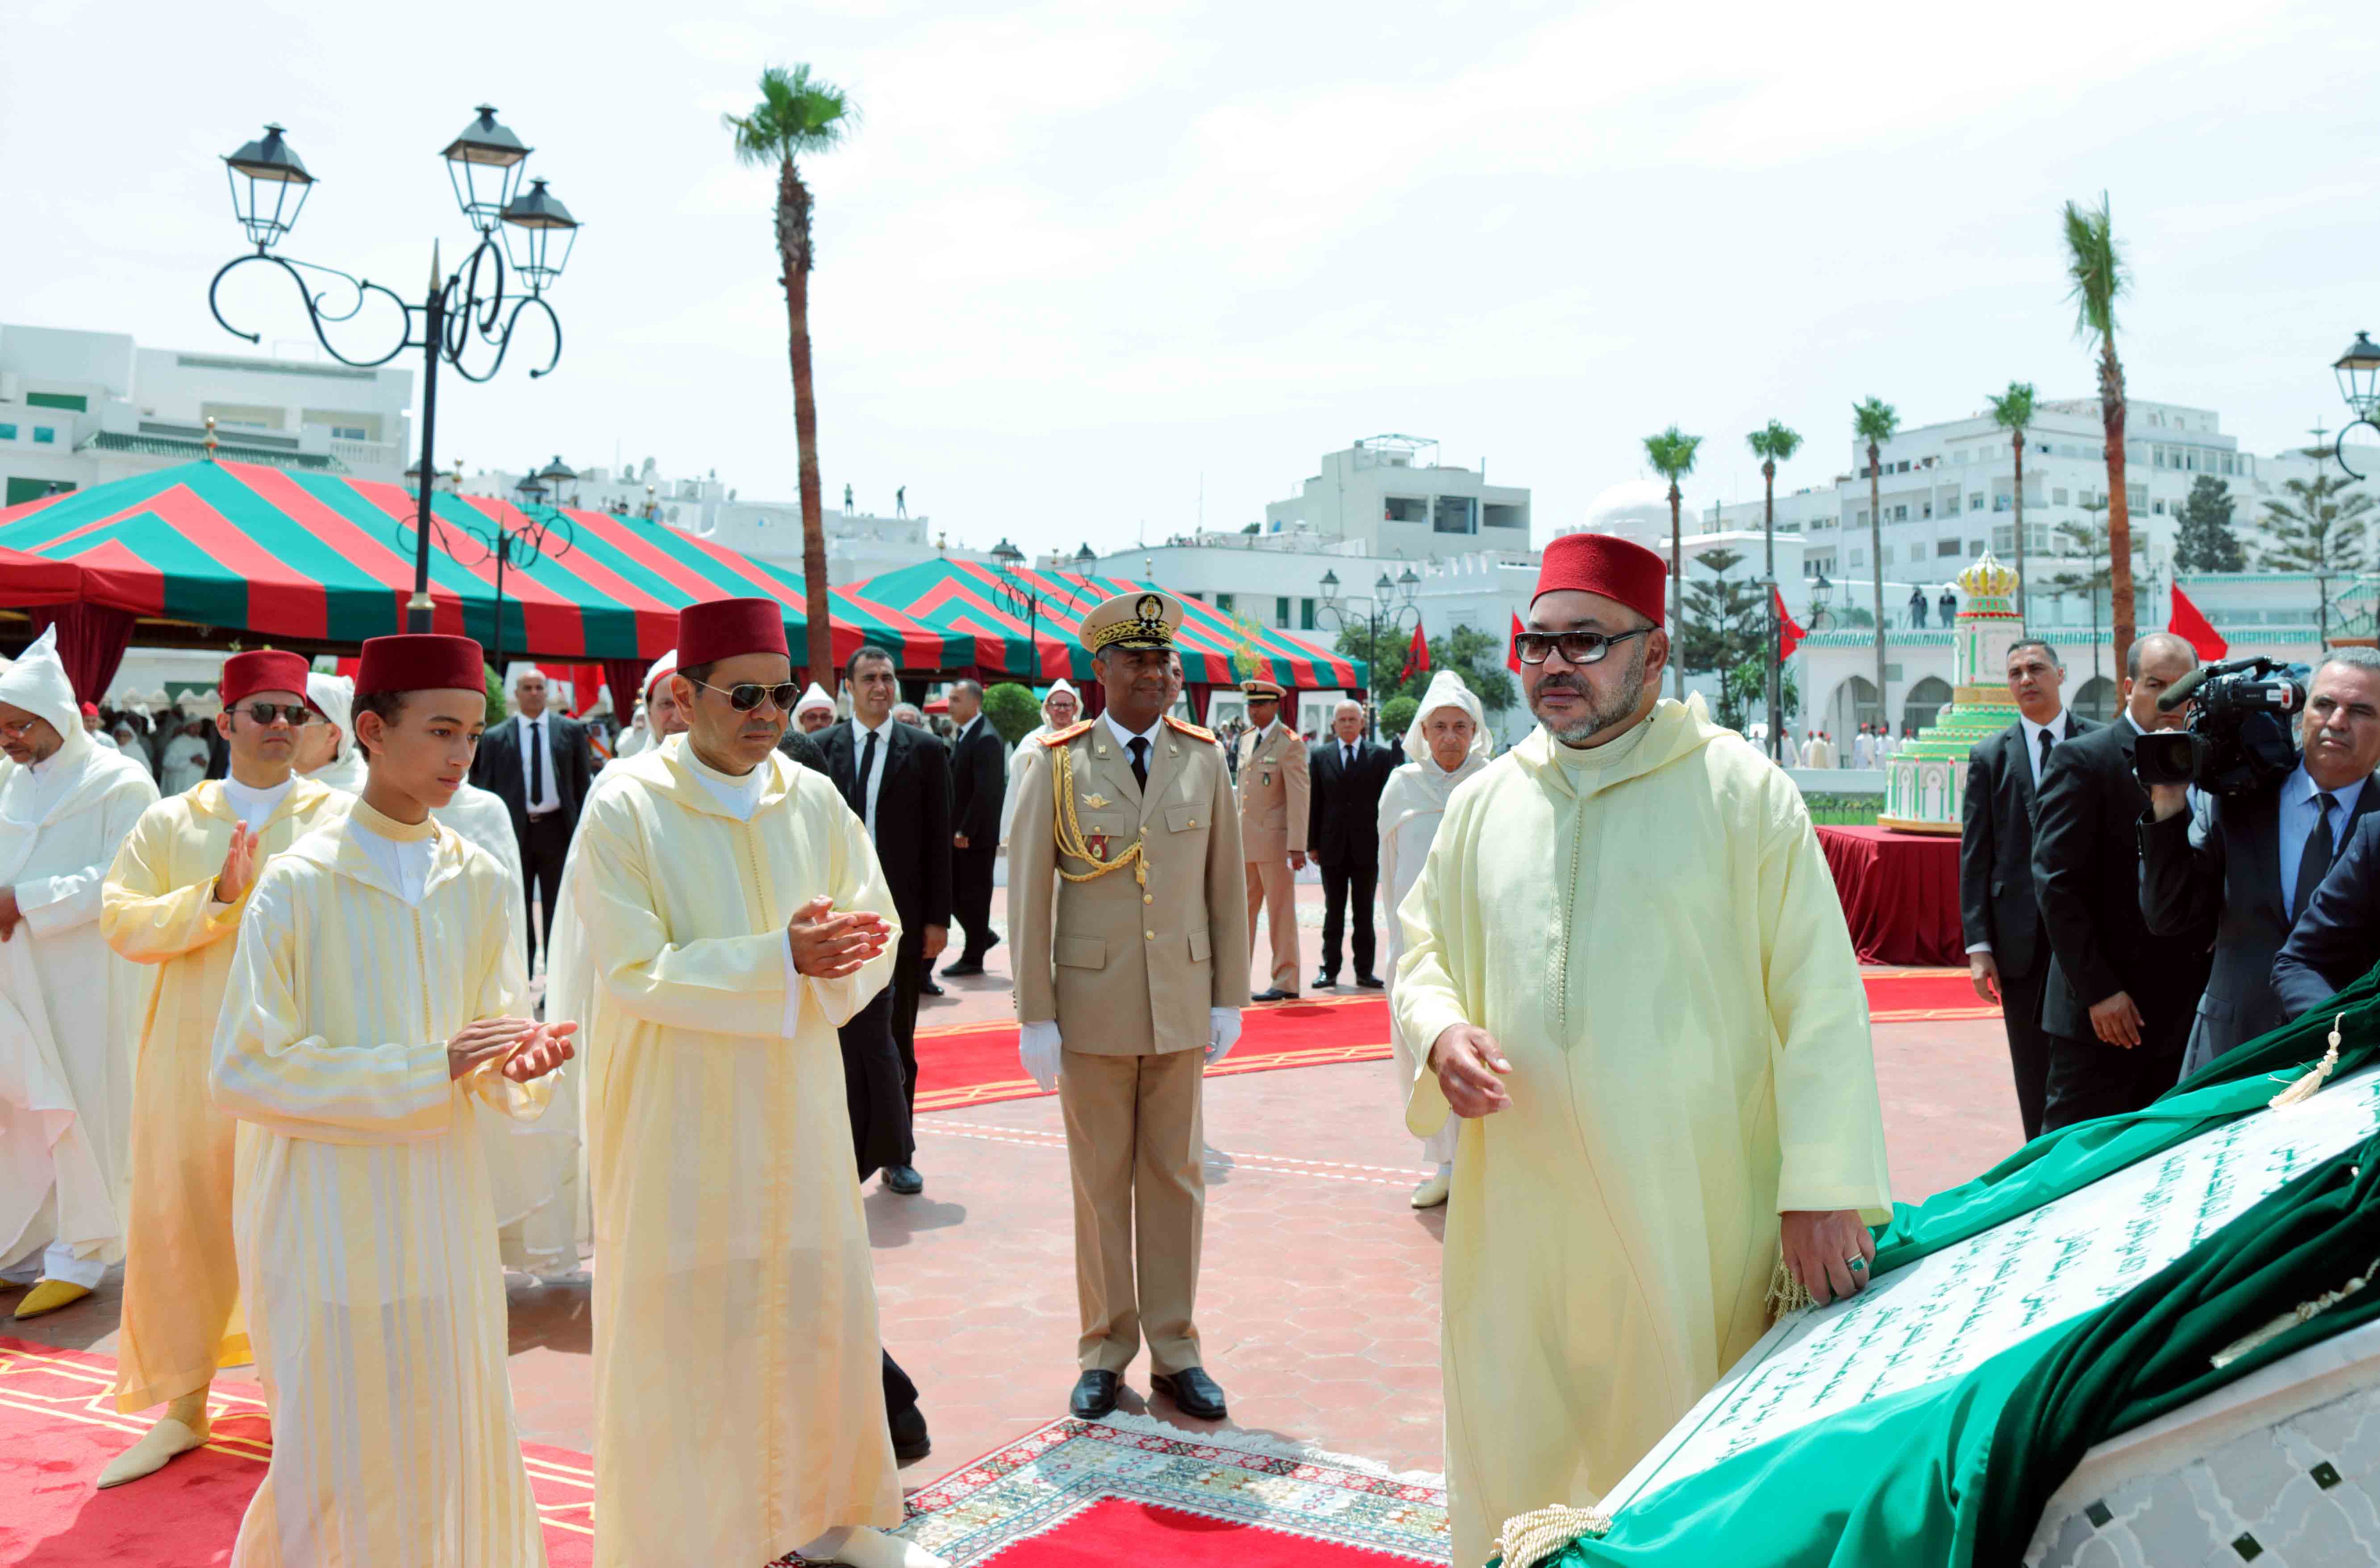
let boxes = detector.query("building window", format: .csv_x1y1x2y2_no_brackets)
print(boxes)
1856,509,1868,526
2152,499,2166,515
0,423,14,441
2128,484,2147,510
331,425,369,441
1215,593,1235,613
1970,539,1986,557
32,426,55,445
1299,598,1315,630
25,391,87,412
1895,460,1910,473
1921,503,1933,520
1275,596,1291,628
1936,537,1963,557
1850,547,1866,567
1431,495,1477,534
1384,496,1427,523
1892,505,1910,522
1969,493,1984,511
1482,503,1525,529
2049,487,2066,505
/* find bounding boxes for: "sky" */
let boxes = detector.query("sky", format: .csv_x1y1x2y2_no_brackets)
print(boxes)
7,0,2379,560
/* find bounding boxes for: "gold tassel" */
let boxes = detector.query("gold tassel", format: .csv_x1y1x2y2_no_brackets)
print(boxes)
1496,1503,1613,1568
2268,1014,2346,1110
1765,1252,1815,1321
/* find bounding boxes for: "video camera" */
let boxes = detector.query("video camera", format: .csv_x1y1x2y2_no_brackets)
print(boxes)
2134,656,2306,797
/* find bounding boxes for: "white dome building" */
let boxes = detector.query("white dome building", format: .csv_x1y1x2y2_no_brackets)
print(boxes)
1556,479,1679,553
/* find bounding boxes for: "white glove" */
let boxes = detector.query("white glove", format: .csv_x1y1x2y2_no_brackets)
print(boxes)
1020,1019,1064,1092
1207,1007,1243,1065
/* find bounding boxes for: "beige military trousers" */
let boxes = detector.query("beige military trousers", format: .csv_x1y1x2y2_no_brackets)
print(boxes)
1058,1047,1205,1376
1244,859,1300,992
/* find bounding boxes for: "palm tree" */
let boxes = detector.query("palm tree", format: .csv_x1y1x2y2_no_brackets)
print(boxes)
726,63,858,686
2063,195,2135,662
1643,426,1703,698
1986,381,2038,628
1746,419,1803,758
1852,397,1898,731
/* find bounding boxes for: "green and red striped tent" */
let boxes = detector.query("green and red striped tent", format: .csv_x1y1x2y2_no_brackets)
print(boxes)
0,460,970,671
844,558,1367,691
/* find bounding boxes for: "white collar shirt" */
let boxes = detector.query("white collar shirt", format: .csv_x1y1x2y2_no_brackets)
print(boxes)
348,813,433,907
849,713,897,839
2018,709,2071,790
517,710,562,816
221,774,296,832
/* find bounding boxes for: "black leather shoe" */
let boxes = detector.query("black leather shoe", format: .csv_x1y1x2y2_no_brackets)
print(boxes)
920,979,946,997
890,1405,932,1465
1250,988,1298,1003
1151,1366,1227,1421
1069,1369,1121,1420
1354,974,1385,989
1312,971,1338,990
882,1165,924,1195
941,958,986,978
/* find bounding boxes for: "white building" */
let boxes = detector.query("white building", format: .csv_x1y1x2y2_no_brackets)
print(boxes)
0,322,414,505
458,458,968,582
1262,434,1531,555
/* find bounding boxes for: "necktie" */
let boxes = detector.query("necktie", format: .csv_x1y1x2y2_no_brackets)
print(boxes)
1344,742,1354,771
1129,737,1149,791
2293,791,2338,926
2036,726,2052,785
528,717,545,808
852,728,878,820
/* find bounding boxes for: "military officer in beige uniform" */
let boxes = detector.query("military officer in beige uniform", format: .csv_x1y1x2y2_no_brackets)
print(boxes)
1236,677,1309,1001
1010,590,1251,1426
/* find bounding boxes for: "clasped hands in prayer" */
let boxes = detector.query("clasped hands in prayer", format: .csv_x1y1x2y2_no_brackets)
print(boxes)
787,893,893,977
1431,1023,1876,1306
446,1017,577,1082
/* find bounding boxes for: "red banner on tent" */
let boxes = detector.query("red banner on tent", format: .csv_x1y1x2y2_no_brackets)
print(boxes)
2168,585,2229,661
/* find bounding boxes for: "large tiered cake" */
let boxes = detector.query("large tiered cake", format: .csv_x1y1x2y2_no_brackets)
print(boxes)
1876,552,2025,834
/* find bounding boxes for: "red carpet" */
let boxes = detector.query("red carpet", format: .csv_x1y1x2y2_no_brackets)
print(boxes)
917,972,1994,1111
990,1497,1432,1566
0,1338,591,1566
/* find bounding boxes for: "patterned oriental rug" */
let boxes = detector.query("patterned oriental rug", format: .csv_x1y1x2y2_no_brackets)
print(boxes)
0,1338,593,1566
915,971,1992,1113
875,1413,1451,1566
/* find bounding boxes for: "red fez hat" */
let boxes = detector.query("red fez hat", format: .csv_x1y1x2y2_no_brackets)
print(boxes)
677,598,789,668
354,634,486,699
220,650,314,710
79,700,99,719
1534,533,1668,627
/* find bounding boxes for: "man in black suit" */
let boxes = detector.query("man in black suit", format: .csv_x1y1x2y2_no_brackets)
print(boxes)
1307,699,1398,989
940,679,1007,977
2031,632,2210,1131
2276,811,2380,1016
468,667,593,970
818,645,951,1197
1960,638,2094,1141
2142,649,2380,1076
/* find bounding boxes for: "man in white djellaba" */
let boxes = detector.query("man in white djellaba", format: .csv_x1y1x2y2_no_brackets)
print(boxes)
0,626,160,1318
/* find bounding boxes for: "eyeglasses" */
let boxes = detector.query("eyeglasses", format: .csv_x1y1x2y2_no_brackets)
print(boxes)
690,678,799,713
1512,628,1652,666
239,702,313,727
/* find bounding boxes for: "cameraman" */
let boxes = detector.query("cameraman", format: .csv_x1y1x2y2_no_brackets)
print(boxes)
2033,633,2210,1131
2139,649,2380,1077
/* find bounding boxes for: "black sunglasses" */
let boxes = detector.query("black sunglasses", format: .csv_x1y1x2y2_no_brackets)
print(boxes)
690,678,799,713
240,702,314,727
1512,628,1653,666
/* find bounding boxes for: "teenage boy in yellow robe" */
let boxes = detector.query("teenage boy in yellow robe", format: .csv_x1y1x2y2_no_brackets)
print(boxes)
571,598,944,1568
98,650,345,1488
211,633,574,1568
1393,534,1893,1568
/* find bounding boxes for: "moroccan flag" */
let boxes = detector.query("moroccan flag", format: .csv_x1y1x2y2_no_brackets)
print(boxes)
2169,584,2229,661
1774,585,1806,661
1508,612,1524,676
1400,623,1429,684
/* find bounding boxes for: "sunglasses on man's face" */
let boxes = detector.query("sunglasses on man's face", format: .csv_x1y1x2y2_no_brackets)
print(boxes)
691,678,800,714
1512,628,1652,667
240,702,314,728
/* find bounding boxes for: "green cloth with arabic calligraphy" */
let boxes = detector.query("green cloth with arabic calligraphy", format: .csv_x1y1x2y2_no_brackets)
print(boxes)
1507,968,2380,1568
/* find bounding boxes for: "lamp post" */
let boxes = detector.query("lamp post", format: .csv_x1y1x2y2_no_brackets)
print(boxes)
398,460,578,681
984,537,1090,684
209,110,583,634
1315,565,1421,735
2332,333,2380,479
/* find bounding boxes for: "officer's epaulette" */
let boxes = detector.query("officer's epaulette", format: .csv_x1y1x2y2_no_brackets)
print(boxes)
1040,719,1097,747
1164,714,1218,743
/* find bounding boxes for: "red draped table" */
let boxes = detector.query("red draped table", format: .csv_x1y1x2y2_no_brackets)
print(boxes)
1814,824,1965,966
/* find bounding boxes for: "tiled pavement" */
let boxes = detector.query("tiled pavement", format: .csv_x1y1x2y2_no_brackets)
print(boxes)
14,881,2027,1496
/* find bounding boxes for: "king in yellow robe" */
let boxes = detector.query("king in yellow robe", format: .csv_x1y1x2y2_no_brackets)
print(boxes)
211,800,553,1567
101,776,345,1422
1391,698,1893,1568
568,742,903,1566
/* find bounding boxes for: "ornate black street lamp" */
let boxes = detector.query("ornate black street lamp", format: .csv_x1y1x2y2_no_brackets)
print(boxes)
1316,565,1421,732
210,109,583,633
2332,333,2380,479
984,539,1090,682
387,460,578,680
